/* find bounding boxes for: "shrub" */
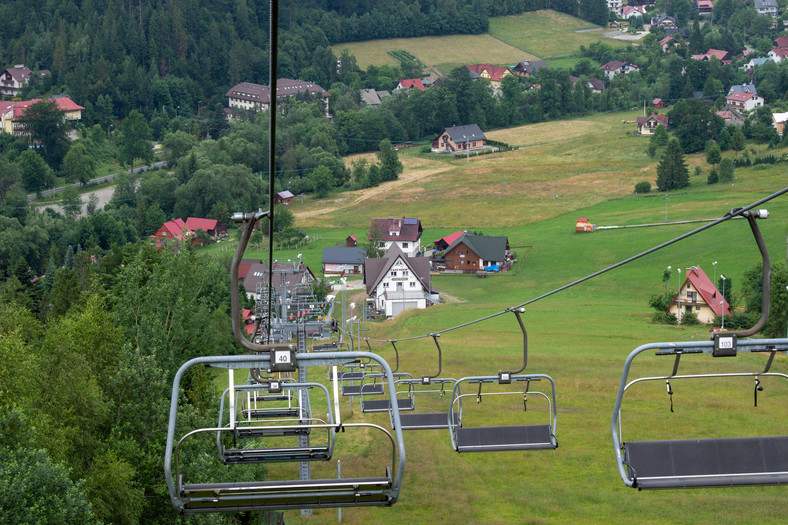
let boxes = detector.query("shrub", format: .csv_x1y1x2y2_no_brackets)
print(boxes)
680,312,700,325
707,169,718,184
634,181,651,194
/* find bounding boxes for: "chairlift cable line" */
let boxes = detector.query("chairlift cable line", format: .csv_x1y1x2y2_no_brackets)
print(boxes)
361,185,788,344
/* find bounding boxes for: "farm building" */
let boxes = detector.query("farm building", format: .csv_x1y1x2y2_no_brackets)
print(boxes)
667,265,730,324
364,244,437,318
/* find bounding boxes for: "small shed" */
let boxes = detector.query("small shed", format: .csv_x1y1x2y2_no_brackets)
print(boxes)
346,234,358,247
275,190,295,205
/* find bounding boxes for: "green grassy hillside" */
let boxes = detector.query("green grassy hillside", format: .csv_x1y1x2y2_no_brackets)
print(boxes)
238,110,788,524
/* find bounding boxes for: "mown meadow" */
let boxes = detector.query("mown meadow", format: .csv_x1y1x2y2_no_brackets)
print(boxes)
228,109,788,523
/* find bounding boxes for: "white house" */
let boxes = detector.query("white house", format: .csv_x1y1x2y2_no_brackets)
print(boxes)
369,217,423,258
725,91,765,112
364,244,437,318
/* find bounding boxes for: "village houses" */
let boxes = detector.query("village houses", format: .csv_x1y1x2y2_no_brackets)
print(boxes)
364,244,437,318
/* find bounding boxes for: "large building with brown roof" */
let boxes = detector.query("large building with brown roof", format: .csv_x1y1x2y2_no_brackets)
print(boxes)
226,79,330,117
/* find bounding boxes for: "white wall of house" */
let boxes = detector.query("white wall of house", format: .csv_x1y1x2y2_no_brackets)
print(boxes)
383,239,420,258
373,258,427,316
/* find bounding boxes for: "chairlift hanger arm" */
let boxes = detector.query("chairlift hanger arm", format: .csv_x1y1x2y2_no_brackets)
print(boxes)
422,334,442,382
229,209,290,353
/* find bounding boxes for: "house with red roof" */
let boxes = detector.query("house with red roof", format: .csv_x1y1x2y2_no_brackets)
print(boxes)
0,95,84,139
768,47,788,62
621,5,646,18
274,190,294,205
667,265,730,324
465,64,512,89
636,113,669,135
725,91,765,112
150,217,226,248
691,49,732,63
773,36,788,48
369,217,423,257
434,231,464,252
697,0,714,14
395,78,426,91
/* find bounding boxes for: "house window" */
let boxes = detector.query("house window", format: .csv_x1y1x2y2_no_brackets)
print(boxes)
383,282,389,288
402,242,408,248
391,271,397,277
409,282,416,287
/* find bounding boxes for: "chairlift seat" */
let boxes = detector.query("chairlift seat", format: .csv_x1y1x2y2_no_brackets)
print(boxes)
222,445,332,464
342,383,385,396
179,472,394,513
400,412,459,431
329,371,364,381
361,398,414,413
454,424,555,452
242,408,302,419
235,426,310,438
623,435,788,489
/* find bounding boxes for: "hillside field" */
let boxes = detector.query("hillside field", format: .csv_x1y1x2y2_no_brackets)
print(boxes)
233,109,788,524
330,10,632,73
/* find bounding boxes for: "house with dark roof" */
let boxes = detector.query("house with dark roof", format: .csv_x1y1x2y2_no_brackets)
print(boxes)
754,0,778,16
728,83,757,96
650,13,677,27
440,232,511,272
600,61,639,80
369,217,423,257
431,124,486,154
0,65,32,97
636,113,669,135
667,265,730,324
512,60,548,77
364,244,437,318
242,259,316,302
226,79,330,118
360,88,390,107
322,246,367,276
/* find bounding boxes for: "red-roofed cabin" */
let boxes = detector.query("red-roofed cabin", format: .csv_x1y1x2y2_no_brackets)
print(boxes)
434,231,464,251
275,190,294,205
668,265,731,324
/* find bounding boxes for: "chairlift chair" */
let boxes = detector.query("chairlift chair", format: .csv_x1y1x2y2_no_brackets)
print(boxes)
165,351,406,514
612,208,788,489
448,309,558,452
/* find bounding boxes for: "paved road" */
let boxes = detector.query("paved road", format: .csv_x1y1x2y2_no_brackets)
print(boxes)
27,160,167,202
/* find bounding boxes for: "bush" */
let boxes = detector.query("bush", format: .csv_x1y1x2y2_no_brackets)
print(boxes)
634,181,651,194
707,169,718,184
652,311,677,324
680,311,700,325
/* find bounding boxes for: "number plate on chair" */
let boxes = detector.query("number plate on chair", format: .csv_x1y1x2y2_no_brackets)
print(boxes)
270,348,296,372
713,333,737,357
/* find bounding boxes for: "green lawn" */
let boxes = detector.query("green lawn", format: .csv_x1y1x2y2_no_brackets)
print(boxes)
330,10,634,73
217,110,788,524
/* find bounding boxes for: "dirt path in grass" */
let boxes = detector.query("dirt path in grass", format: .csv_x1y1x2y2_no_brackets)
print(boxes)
293,155,455,221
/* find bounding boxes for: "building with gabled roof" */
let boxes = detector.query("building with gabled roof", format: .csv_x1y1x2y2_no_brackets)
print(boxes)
667,265,731,324
369,217,423,257
0,95,85,138
396,78,426,91
512,60,548,77
322,246,367,276
725,91,765,111
772,111,788,135
440,232,511,272
0,65,32,97
226,79,330,118
185,217,223,237
364,244,436,318
636,113,669,135
465,64,512,89
754,0,778,16
275,190,295,205
434,231,464,251
600,61,639,80
431,124,486,154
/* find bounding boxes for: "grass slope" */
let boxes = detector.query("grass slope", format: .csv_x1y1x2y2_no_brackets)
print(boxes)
331,10,630,74
235,111,788,524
